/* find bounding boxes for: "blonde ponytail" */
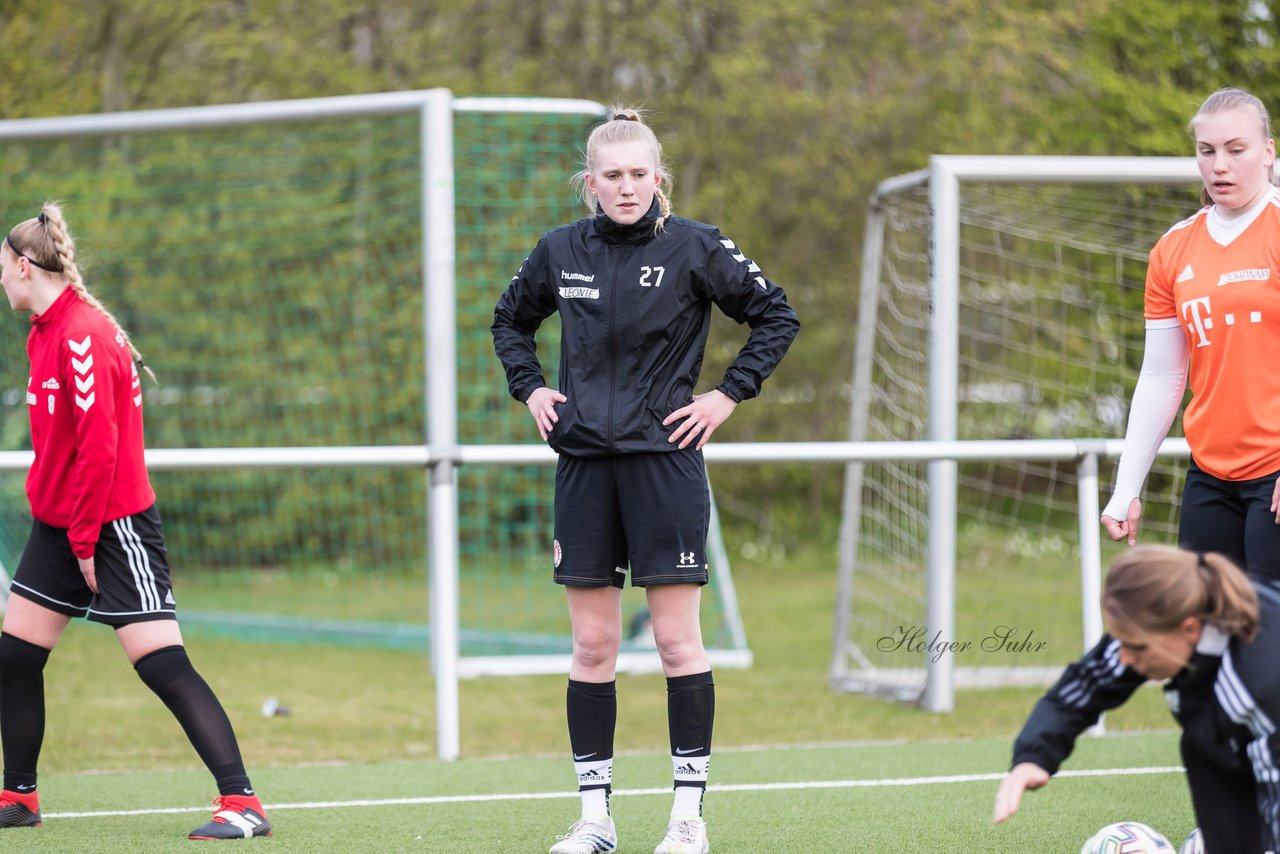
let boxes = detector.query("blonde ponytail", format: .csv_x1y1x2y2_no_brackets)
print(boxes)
8,203,155,382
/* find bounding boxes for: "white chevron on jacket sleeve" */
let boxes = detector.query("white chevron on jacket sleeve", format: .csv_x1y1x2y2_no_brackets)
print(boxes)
69,336,96,411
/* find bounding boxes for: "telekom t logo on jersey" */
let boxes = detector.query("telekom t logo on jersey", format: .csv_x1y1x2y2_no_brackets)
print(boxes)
1180,295,1264,348
1181,297,1214,348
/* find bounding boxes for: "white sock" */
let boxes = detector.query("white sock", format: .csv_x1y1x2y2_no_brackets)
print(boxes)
670,752,709,820
670,785,704,821
580,787,609,819
574,757,612,818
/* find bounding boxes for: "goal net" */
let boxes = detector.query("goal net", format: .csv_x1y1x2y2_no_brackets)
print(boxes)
0,93,747,674
833,157,1200,708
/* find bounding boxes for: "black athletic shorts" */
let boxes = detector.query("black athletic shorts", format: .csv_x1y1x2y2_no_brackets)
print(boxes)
552,449,710,588
11,504,177,625
1179,459,1280,582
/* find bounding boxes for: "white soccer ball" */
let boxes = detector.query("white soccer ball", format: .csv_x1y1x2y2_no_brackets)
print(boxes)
1177,828,1204,854
1080,822,1176,854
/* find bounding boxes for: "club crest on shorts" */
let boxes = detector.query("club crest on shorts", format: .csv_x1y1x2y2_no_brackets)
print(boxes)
553,539,562,568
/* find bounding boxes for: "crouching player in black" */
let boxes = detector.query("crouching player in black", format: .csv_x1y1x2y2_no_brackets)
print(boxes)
994,545,1280,853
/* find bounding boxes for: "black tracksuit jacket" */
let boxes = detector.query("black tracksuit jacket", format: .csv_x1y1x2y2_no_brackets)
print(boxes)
491,200,800,457
1011,580,1280,851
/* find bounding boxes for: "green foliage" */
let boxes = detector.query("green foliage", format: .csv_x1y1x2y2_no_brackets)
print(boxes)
0,115,426,568
2,0,1278,545
0,109,594,576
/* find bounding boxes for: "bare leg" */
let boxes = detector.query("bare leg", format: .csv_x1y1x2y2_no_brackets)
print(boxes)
647,583,714,847
566,585,623,680
0,595,71,650
115,619,185,664
645,583,708,676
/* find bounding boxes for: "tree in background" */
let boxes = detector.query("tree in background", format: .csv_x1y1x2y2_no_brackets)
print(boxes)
0,0,1276,547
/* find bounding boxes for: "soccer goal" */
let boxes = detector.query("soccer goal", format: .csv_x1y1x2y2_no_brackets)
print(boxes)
832,156,1201,712
0,91,748,760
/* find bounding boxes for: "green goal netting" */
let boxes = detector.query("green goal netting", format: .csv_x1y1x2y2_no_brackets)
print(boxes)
0,95,747,666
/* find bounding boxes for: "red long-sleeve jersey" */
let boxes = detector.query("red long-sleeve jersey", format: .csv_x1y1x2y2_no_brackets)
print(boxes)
25,287,155,558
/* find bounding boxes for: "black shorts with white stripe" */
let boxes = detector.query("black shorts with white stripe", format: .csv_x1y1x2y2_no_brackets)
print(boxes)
12,504,177,625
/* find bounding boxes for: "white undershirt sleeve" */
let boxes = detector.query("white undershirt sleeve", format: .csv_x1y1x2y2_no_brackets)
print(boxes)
1100,321,1189,521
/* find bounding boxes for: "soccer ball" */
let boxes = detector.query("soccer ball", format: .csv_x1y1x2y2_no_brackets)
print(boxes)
1178,828,1204,854
1080,822,1176,854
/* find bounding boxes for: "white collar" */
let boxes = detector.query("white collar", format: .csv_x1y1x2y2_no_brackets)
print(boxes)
1207,186,1278,246
1195,622,1230,656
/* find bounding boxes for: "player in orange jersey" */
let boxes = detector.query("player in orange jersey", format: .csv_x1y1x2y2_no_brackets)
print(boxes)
1103,87,1280,584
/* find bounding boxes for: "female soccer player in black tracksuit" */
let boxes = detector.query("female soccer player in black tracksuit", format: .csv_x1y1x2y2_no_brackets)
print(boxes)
492,108,799,854
994,545,1280,854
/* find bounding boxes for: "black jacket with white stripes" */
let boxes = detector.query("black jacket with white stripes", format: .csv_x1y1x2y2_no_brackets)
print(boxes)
1012,580,1280,849
491,199,799,457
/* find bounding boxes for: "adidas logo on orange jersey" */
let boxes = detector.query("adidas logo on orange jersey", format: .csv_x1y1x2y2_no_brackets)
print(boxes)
1176,265,1195,283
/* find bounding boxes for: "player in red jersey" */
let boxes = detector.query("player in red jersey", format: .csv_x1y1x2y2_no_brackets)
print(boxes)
0,203,270,840
1103,87,1280,584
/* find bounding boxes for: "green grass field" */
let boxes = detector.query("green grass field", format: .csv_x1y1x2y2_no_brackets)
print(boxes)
11,735,1194,853
8,550,1193,852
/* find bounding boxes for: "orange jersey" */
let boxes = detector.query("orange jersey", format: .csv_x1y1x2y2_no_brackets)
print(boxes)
1145,189,1280,480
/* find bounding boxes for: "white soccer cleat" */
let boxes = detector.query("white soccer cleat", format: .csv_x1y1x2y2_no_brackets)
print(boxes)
549,816,617,854
654,818,710,854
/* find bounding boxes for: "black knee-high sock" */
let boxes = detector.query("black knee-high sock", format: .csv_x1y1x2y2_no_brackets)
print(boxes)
667,671,714,818
567,679,616,815
133,645,252,796
0,633,50,793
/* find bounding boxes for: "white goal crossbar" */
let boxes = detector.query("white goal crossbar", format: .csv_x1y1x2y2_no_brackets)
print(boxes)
839,156,1201,712
0,91,611,763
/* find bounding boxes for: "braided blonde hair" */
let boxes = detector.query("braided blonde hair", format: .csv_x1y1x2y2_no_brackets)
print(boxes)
572,106,673,232
7,202,154,381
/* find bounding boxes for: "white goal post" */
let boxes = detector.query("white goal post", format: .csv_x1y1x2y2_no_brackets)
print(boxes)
0,89,775,762
0,91,617,764
835,155,1202,713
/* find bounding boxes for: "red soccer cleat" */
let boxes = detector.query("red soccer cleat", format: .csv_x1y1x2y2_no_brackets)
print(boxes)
188,793,272,840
